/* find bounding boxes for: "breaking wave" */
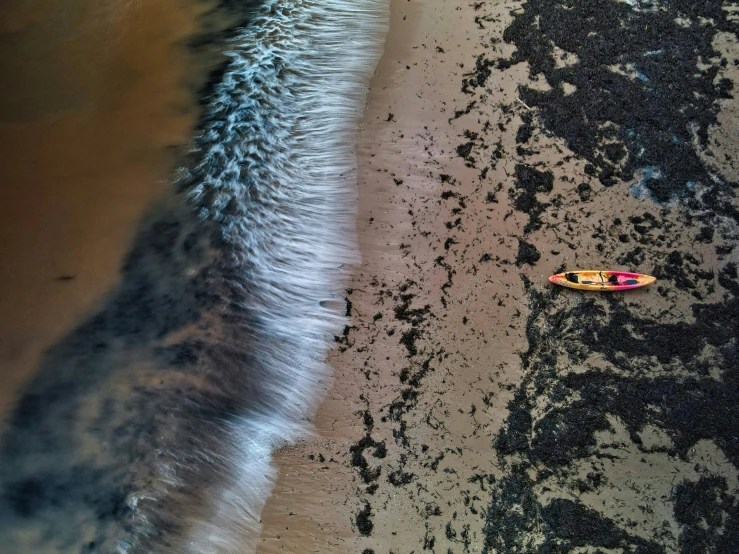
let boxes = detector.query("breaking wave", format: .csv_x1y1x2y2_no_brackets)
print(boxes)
0,0,388,552
177,0,389,550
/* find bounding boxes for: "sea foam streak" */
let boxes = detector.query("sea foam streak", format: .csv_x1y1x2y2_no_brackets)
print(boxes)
0,0,388,552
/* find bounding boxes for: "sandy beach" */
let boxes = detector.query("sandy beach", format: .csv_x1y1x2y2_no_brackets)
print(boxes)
0,0,737,551
258,0,739,552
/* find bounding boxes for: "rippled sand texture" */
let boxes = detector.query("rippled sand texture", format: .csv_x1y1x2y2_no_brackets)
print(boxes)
0,0,205,414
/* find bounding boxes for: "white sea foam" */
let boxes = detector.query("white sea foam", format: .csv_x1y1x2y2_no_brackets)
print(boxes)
164,1,389,552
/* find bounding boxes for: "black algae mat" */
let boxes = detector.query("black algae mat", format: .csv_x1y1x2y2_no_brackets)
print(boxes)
457,1,739,552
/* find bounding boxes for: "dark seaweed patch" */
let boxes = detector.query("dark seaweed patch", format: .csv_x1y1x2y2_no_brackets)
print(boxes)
576,182,592,202
400,328,422,357
617,246,645,267
515,122,534,144
542,499,629,549
653,250,713,291
356,502,374,536
462,54,496,94
498,0,739,219
487,282,739,549
510,164,553,233
481,471,662,553
388,470,415,486
718,262,739,295
515,239,540,267
457,141,476,166
673,475,737,553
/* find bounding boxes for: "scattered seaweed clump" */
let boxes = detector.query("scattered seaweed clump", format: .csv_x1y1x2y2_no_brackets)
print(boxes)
356,502,374,536
515,239,540,267
510,164,554,233
576,182,591,202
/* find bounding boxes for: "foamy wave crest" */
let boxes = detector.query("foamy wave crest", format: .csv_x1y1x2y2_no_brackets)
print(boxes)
175,1,388,551
0,0,387,552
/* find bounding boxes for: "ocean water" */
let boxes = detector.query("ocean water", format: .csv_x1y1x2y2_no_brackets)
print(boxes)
0,0,209,411
0,0,388,552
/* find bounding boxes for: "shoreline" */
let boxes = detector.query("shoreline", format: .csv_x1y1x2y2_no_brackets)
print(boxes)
0,1,393,551
258,0,525,550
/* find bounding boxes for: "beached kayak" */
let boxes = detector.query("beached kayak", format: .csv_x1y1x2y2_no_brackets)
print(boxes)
549,271,656,291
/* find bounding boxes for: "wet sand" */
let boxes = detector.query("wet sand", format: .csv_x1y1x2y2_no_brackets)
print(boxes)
258,0,529,550
259,0,739,552
0,0,208,415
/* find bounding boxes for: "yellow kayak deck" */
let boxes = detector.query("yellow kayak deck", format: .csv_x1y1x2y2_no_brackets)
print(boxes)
549,271,656,291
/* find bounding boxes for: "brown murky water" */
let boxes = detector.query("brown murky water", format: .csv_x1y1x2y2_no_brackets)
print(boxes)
0,0,206,416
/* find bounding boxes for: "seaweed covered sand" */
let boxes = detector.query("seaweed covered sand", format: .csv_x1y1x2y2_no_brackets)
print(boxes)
257,1,739,552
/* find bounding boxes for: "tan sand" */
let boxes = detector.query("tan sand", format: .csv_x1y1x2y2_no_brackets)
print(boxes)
0,0,207,415
258,0,739,552
257,0,529,550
